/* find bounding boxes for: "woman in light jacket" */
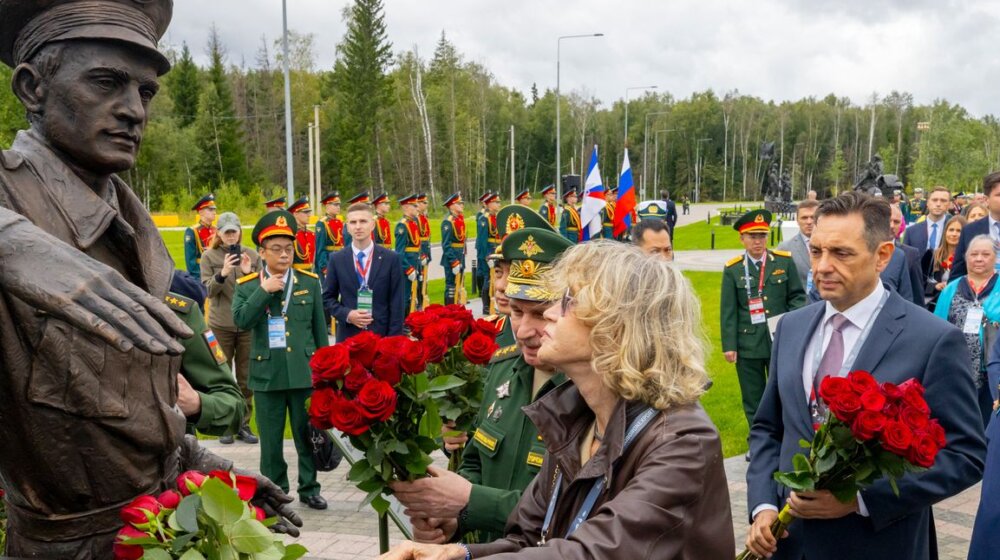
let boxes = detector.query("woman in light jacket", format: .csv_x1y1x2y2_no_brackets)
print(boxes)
200,212,261,442
381,241,734,560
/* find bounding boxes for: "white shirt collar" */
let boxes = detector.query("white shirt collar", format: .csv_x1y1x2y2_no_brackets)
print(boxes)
989,214,1000,234
352,242,374,260
926,215,946,228
822,281,885,330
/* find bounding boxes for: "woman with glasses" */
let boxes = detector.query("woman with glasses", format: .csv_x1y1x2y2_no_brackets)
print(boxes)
381,241,733,560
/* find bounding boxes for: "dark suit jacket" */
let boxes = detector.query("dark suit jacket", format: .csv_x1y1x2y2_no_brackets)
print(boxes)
664,199,678,231
902,217,949,258
895,241,926,303
747,290,986,560
969,414,1000,560
323,244,404,342
951,216,990,278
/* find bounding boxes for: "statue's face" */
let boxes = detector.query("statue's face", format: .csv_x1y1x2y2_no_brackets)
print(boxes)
34,41,159,175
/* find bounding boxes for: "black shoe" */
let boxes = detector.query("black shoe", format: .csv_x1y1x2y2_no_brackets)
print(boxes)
219,434,234,444
301,495,327,510
237,426,259,444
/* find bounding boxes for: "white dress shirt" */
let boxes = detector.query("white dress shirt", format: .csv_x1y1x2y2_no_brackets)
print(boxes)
925,216,947,250
352,242,375,286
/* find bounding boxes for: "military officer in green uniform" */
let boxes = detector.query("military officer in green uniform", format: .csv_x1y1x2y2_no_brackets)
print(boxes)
558,187,581,243
721,210,806,439
441,193,467,305
395,193,423,315
232,210,330,510
392,222,571,545
909,187,927,222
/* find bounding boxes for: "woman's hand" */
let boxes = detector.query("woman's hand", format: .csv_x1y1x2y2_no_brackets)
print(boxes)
377,541,466,560
239,252,253,275
935,282,945,292
220,253,239,277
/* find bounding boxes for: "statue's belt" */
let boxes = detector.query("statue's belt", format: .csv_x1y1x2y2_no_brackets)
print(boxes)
5,491,154,541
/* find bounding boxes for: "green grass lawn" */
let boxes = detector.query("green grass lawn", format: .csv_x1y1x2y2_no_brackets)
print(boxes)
674,214,790,251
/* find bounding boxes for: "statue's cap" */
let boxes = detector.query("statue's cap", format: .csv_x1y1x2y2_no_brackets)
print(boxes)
0,0,173,75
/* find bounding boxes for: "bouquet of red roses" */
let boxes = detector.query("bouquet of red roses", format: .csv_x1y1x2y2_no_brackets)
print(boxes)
114,470,306,560
309,331,456,514
736,371,944,560
405,304,500,469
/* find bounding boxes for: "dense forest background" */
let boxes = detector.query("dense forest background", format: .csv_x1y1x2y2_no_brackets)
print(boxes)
1,0,997,214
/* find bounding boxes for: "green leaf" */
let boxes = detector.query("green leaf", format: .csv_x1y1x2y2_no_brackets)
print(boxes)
814,449,838,475
178,549,207,560
371,495,391,515
889,476,900,497
218,544,238,560
143,549,173,560
798,438,812,449
176,494,202,533
282,544,309,560
230,518,273,554
360,488,383,509
200,477,248,528
357,479,384,493
418,405,443,441
348,459,376,483
386,440,409,455
428,375,466,392
404,452,433,475
773,471,816,492
792,453,812,474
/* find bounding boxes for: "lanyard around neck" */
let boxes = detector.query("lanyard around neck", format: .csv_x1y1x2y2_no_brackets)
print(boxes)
262,268,293,317
809,289,889,401
743,252,767,299
355,250,373,288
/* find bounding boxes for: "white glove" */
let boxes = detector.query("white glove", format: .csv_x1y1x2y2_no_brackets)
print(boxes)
452,265,462,275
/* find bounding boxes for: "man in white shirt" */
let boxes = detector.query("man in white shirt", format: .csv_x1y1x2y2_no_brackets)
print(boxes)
902,186,951,257
744,191,985,560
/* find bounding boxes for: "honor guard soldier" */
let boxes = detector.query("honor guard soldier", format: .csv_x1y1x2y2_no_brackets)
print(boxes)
515,188,532,206
474,192,492,292
314,191,344,278
395,194,423,314
909,187,927,221
441,193,467,305
392,225,571,543
373,192,393,249
232,210,329,510
416,193,432,310
720,209,806,444
264,196,286,213
288,196,315,272
602,185,618,239
184,193,217,278
475,193,501,314
559,187,582,243
344,191,370,246
538,184,558,227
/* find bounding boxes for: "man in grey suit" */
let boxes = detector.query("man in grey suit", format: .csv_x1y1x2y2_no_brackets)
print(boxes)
778,200,819,289
745,192,986,560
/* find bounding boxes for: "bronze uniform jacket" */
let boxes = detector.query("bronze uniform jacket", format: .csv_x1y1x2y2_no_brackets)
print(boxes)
468,382,734,560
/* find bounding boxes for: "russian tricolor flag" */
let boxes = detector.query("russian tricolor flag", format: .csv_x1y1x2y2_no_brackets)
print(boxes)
614,149,636,237
580,145,606,241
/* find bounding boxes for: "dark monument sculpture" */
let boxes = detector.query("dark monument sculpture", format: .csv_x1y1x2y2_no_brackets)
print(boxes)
760,141,793,212
0,1,300,557
853,154,901,198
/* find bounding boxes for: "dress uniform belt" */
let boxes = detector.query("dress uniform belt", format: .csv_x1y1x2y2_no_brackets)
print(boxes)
488,238,500,243
325,245,336,250
450,243,465,248
567,227,579,232
404,247,420,252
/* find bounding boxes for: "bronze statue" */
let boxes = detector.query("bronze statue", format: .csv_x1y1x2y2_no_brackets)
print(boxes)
0,1,300,557
853,154,884,196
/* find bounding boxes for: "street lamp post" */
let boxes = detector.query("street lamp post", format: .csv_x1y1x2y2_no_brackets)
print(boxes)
556,33,603,200
623,85,657,147
643,111,669,200
694,137,712,203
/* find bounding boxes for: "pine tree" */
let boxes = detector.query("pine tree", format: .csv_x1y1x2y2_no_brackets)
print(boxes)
194,26,249,189
329,0,392,189
169,43,200,128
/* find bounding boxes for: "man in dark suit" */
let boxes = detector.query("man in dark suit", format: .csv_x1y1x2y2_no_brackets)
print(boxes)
323,202,405,342
952,171,1000,278
745,192,986,560
902,186,951,262
661,190,678,237
890,203,927,303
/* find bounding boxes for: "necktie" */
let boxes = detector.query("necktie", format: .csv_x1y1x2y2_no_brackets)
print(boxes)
928,223,938,251
816,314,850,389
356,252,366,285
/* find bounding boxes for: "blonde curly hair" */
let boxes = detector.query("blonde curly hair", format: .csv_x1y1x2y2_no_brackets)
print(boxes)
545,241,709,410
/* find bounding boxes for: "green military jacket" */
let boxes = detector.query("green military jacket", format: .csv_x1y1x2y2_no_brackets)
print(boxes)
232,268,329,392
458,318,565,540
720,249,806,359
167,292,246,437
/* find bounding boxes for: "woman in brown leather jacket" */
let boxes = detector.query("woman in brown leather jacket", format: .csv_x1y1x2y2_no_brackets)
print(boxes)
381,241,734,560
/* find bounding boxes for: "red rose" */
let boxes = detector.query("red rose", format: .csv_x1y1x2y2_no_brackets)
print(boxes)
847,370,878,395
176,470,207,496
345,331,381,367
860,389,886,411
829,392,863,423
463,332,500,365
907,433,939,468
471,318,501,338
883,401,901,419
376,336,411,358
881,382,904,402
442,304,475,331
345,363,375,393
330,398,371,436
927,419,947,447
114,525,147,560
253,505,267,521
423,336,449,364
850,410,887,441
309,388,339,429
819,376,851,403
208,470,258,502
357,379,398,421
900,405,930,431
404,312,436,339
310,344,351,386
898,378,926,397
120,495,160,526
398,338,428,374
156,489,181,509
372,353,402,386
880,420,914,456
901,382,930,414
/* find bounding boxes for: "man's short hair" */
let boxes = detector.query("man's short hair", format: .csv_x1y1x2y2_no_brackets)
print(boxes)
659,190,669,199
983,172,1000,197
930,186,951,197
796,199,820,214
23,43,65,124
346,202,375,215
631,219,671,244
815,191,892,252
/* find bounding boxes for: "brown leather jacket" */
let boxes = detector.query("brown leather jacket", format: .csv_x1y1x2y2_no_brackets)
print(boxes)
468,383,734,560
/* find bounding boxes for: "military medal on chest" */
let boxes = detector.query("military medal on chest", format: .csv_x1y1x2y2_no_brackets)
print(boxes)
496,380,511,399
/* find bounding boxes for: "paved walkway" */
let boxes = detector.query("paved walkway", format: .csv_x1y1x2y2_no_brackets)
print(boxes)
202,439,980,559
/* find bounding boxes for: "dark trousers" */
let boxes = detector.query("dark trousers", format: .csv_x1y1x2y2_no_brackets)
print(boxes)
214,325,252,428
444,267,457,305
736,357,769,427
254,388,319,499
479,268,491,314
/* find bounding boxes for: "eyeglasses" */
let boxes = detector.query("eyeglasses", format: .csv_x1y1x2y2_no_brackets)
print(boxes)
560,287,576,317
265,245,294,256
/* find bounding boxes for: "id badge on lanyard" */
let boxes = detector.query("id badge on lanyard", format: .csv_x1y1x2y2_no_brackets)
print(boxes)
268,317,287,348
744,254,767,325
357,289,374,312
749,298,767,324
964,306,984,335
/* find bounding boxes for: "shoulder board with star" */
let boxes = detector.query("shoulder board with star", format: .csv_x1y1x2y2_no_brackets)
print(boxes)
164,292,194,314
296,269,319,279
725,255,743,267
771,249,792,258
237,272,260,285
489,343,521,364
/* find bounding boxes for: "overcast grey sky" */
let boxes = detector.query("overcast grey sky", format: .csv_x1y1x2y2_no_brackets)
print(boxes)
167,0,1000,116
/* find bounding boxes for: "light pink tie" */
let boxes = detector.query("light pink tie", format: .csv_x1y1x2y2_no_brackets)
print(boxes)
816,314,850,388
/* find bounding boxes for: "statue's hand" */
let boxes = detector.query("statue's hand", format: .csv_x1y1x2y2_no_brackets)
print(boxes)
233,468,304,537
0,209,191,354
